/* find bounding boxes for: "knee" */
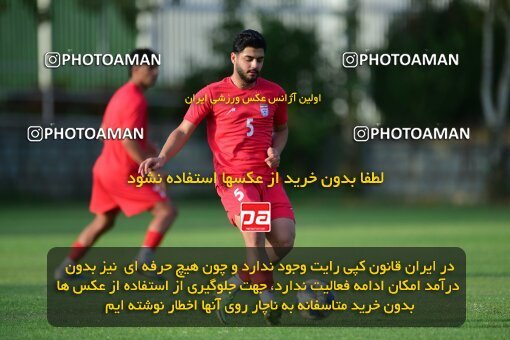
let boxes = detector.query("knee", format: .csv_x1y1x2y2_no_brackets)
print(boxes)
268,229,295,261
275,235,295,249
281,236,295,249
154,202,178,221
275,223,296,249
270,233,294,261
243,233,266,248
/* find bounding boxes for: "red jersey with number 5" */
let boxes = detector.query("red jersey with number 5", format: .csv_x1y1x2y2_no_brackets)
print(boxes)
184,77,287,180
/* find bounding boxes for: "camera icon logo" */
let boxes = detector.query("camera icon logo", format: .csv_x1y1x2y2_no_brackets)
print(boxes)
353,126,370,142
27,126,44,142
44,52,61,68
342,52,358,68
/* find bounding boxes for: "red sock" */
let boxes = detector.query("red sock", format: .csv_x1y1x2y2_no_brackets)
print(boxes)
143,230,164,249
250,270,274,287
69,241,88,261
238,268,251,283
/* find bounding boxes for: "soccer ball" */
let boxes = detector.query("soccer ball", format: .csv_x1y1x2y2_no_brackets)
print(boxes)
296,279,336,320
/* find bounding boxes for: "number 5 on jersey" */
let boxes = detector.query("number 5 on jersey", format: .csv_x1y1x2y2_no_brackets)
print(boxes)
246,118,254,137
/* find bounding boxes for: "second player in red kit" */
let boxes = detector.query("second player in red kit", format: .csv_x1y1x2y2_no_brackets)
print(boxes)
55,49,178,281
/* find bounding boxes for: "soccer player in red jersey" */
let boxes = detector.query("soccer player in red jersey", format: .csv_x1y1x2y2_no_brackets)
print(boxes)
139,30,295,325
55,49,177,278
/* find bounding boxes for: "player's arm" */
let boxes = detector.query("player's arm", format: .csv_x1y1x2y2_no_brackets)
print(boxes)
122,138,151,165
138,119,197,176
265,123,288,168
158,119,197,162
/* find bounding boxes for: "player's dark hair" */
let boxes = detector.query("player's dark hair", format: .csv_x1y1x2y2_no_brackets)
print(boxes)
232,29,266,53
128,48,158,77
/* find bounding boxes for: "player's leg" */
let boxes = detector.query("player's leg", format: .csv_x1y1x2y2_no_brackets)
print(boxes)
248,183,294,325
217,184,273,286
232,214,281,325
233,215,273,282
137,200,178,266
263,181,296,264
74,208,120,248
76,170,120,252
107,175,177,266
265,217,295,264
215,184,278,324
146,200,178,244
54,208,119,279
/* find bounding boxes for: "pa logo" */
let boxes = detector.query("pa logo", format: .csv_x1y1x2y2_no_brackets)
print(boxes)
240,202,271,232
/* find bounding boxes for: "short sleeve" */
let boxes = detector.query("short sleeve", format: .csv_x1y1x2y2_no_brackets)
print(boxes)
184,86,213,125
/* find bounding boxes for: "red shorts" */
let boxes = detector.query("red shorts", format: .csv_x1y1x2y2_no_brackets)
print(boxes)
216,181,295,226
89,170,168,217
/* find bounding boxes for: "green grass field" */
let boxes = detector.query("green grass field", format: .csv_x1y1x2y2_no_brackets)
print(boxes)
1,196,509,339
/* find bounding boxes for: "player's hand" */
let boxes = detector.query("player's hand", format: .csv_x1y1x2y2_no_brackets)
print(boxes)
139,156,165,177
265,147,280,168
150,169,167,196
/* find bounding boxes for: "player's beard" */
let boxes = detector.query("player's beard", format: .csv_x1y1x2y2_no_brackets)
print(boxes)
236,64,258,84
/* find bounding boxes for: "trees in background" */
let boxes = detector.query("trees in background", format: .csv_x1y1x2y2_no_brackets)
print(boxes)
371,0,509,200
